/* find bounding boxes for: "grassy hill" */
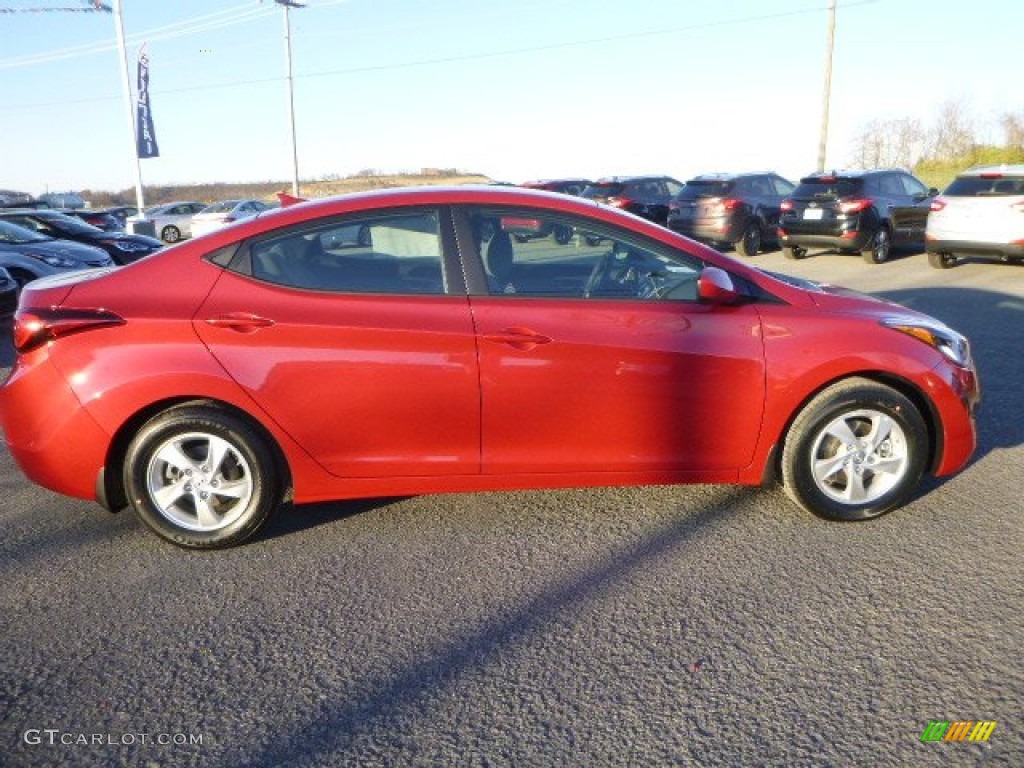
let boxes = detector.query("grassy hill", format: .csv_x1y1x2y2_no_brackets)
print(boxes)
82,170,493,209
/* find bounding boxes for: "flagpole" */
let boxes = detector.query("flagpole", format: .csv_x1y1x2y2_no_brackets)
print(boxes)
113,0,145,213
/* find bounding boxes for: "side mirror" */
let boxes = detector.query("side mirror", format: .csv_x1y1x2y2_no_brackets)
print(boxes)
698,266,741,305
928,187,940,196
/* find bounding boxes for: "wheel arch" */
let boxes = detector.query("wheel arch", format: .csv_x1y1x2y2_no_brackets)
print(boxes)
99,396,294,511
762,370,942,485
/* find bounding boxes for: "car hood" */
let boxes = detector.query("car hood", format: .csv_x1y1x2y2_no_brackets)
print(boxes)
800,277,938,324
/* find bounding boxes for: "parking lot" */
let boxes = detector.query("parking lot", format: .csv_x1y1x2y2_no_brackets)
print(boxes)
0,246,1021,766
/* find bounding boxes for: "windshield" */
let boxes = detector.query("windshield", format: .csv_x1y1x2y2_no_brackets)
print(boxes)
582,183,625,199
792,178,861,199
677,180,733,199
41,213,103,235
201,201,241,213
0,219,53,244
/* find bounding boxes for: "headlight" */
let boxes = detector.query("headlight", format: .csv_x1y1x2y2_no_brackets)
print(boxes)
27,251,78,268
101,240,145,252
882,317,971,368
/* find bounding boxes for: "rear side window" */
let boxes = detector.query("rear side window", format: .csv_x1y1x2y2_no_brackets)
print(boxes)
248,210,446,295
945,176,1024,196
582,183,625,198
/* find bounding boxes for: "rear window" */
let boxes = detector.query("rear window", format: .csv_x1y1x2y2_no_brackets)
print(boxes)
944,176,1024,197
676,180,734,199
582,182,625,199
793,177,862,199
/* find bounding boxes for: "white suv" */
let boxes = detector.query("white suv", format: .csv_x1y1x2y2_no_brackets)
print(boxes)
925,164,1024,268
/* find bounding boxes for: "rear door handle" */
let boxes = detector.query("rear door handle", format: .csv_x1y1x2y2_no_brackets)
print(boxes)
205,312,275,333
482,327,552,351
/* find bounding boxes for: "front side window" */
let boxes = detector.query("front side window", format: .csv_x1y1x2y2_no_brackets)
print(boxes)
468,208,704,301
248,210,446,295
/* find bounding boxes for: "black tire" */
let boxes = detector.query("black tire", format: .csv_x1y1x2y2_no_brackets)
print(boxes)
9,269,36,291
928,251,957,269
357,225,372,247
782,245,807,260
735,221,762,258
781,378,928,522
123,402,281,548
861,226,891,264
161,225,181,243
553,224,574,245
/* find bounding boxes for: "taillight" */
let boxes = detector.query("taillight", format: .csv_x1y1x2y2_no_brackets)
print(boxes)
780,199,794,211
12,308,125,354
838,198,872,214
930,199,947,212
721,198,741,211
222,216,236,223
606,196,630,209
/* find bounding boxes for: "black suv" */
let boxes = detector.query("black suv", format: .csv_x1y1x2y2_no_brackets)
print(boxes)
666,172,795,257
778,169,937,264
581,176,683,226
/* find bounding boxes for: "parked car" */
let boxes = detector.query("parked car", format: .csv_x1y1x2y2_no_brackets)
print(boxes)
37,191,86,210
667,172,796,257
91,206,140,230
0,218,113,288
0,186,978,548
61,208,122,232
129,201,208,243
0,209,162,265
778,169,937,264
505,179,594,243
0,189,34,207
190,199,275,238
581,176,684,226
925,164,1024,268
0,266,19,322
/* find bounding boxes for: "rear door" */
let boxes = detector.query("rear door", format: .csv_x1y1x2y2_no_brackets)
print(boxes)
195,207,481,478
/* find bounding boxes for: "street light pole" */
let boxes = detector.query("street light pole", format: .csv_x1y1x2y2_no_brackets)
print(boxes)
817,0,836,172
276,0,302,196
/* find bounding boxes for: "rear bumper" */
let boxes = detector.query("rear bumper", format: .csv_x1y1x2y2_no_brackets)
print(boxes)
0,354,111,502
778,227,872,251
925,238,1024,259
667,217,742,243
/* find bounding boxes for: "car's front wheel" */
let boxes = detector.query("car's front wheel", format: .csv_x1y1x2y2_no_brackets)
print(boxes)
123,403,281,548
160,225,181,243
781,378,928,521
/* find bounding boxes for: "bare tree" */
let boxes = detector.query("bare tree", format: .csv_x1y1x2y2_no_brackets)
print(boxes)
1000,111,1024,149
850,117,924,168
925,100,975,160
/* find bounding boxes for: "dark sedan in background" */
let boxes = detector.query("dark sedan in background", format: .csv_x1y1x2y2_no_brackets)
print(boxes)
0,209,162,265
0,219,113,288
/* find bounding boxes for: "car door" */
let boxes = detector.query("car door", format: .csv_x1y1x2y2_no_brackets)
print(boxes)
457,206,766,476
194,207,482,478
896,173,933,247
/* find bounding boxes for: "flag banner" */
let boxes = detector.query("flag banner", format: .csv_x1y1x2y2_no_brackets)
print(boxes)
135,44,159,159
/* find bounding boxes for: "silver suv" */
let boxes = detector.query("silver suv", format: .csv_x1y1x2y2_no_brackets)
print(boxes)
925,165,1024,268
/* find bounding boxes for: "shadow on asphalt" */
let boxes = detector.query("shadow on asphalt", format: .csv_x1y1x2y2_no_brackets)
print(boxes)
243,486,752,766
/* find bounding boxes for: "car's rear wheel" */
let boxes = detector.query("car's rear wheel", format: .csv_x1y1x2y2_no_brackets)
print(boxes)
124,403,280,549
928,251,957,269
735,221,762,257
781,378,928,521
862,226,891,264
553,224,574,245
782,245,807,260
161,225,181,243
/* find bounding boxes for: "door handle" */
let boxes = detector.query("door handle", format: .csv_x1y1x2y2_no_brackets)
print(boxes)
482,327,552,351
205,312,275,333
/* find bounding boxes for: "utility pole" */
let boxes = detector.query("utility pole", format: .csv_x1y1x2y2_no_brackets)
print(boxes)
817,0,836,172
276,0,303,196
112,0,145,212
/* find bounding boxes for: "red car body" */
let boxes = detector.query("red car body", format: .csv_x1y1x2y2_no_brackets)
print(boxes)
0,186,979,547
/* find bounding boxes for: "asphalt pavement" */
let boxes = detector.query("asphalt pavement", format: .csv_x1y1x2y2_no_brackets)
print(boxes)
0,245,1021,767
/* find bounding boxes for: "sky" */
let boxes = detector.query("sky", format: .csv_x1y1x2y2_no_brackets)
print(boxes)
1,0,1021,197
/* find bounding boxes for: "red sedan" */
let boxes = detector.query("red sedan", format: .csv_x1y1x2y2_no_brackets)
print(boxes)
0,186,979,548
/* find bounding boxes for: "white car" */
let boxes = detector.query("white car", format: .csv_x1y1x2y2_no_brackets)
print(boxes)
190,199,275,239
926,164,1024,268
129,201,207,243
